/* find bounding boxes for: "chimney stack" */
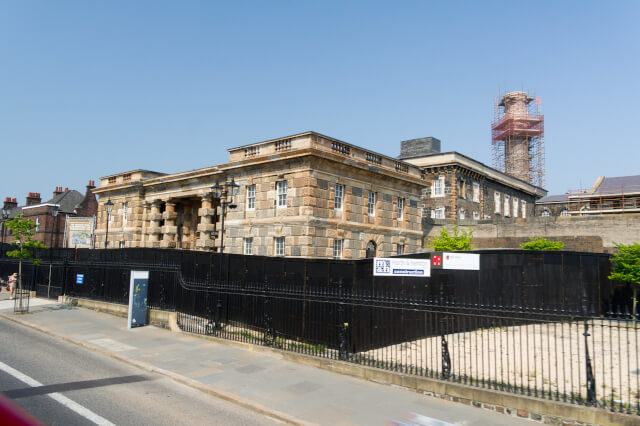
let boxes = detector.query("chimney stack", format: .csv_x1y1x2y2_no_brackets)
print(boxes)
26,192,41,206
53,186,64,197
3,197,18,210
87,180,96,189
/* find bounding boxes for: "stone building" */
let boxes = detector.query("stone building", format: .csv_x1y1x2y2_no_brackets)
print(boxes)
93,132,545,258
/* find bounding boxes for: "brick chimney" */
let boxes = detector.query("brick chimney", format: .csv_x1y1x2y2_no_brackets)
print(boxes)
3,197,17,210
26,192,42,206
87,180,96,190
53,186,64,197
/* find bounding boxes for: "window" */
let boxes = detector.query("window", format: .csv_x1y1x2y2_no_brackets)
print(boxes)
494,192,501,214
35,218,40,232
119,241,125,249
431,207,445,219
274,237,285,256
244,238,253,255
108,177,116,184
541,208,550,217
459,209,465,220
513,198,518,218
276,181,287,208
432,176,445,197
560,208,569,217
473,182,480,203
473,211,480,220
334,184,344,211
504,195,511,217
522,200,527,218
368,192,376,216
122,202,128,226
123,174,131,183
397,197,404,221
246,185,256,210
366,241,376,258
396,244,404,256
333,239,343,259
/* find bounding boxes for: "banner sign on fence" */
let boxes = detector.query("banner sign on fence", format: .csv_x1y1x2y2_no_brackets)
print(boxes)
128,270,149,329
373,257,431,277
442,252,480,270
75,273,84,284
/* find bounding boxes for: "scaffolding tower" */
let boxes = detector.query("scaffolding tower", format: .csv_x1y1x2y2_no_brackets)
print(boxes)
491,91,545,188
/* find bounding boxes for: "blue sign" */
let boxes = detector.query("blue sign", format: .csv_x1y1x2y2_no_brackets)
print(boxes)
128,271,149,329
76,274,84,284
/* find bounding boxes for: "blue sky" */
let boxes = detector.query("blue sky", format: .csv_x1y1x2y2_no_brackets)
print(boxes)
1,1,638,203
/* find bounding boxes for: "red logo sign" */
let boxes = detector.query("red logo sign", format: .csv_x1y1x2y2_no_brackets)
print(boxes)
432,255,441,266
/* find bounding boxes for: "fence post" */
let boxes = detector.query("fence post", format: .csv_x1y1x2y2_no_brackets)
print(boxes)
263,274,275,346
582,290,597,406
440,282,451,379
338,277,349,361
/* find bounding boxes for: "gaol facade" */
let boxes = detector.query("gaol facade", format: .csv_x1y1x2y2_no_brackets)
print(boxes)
93,132,546,259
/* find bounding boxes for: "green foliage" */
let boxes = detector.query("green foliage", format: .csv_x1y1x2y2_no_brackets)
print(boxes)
5,214,47,266
520,237,565,251
427,225,473,251
608,242,640,285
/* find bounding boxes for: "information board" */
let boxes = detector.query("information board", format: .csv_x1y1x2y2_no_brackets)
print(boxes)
128,270,149,329
373,257,431,277
442,252,480,270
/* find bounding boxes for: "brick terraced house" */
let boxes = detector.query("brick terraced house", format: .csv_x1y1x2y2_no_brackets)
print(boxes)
93,132,546,258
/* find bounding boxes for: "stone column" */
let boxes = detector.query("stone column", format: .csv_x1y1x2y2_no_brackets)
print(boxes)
147,200,163,248
196,195,216,250
160,201,178,248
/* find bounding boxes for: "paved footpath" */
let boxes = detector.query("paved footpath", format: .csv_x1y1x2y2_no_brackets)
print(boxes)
0,295,533,426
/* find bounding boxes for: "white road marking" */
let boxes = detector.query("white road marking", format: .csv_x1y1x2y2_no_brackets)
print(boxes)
0,360,115,426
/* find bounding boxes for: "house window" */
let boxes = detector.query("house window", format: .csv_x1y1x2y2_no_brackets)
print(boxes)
473,183,480,203
513,198,518,218
521,200,527,218
334,184,344,211
122,202,128,226
274,237,285,256
560,208,569,217
333,239,343,259
276,181,287,208
494,192,501,214
119,241,125,249
396,244,404,256
397,197,404,221
246,185,256,210
368,192,376,216
541,208,550,217
459,209,465,220
473,211,480,220
35,218,40,232
504,195,511,217
432,176,445,197
431,207,445,219
244,238,253,255
366,241,376,258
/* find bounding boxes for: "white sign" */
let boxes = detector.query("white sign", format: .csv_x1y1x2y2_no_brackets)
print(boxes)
373,257,431,277
442,252,480,270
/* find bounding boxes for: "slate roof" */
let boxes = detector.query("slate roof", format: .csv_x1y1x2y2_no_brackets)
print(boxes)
44,190,85,213
536,194,569,203
593,175,640,195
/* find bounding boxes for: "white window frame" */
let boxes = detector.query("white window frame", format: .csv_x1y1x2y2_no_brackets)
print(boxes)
431,207,445,219
472,211,480,220
274,237,285,256
504,195,511,217
494,192,501,214
334,184,344,211
473,182,480,203
513,198,519,218
397,197,404,221
459,209,465,220
333,239,343,259
396,244,404,256
432,176,445,198
246,185,256,210
522,200,527,218
368,191,376,217
276,181,287,208
244,237,253,255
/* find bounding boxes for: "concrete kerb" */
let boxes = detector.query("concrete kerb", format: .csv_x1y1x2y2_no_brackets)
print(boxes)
0,310,314,426
20,297,640,426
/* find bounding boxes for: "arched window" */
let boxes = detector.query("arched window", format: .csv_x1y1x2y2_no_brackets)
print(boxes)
366,241,377,258
541,209,550,217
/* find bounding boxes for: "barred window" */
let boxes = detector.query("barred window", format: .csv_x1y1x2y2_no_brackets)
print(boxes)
276,181,287,208
333,239,343,259
397,197,404,221
246,185,256,210
275,237,285,256
368,192,376,216
244,238,253,255
334,184,344,211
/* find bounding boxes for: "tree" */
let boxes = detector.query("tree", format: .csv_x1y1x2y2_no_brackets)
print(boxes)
427,225,473,251
608,242,640,316
5,214,47,305
520,237,565,251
